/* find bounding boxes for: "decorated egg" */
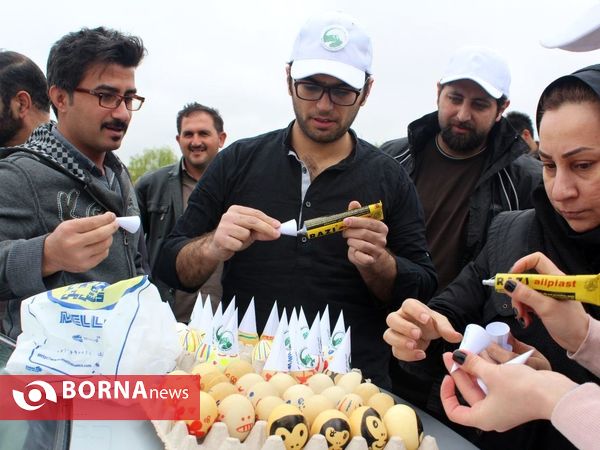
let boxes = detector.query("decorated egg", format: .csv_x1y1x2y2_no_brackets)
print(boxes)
335,371,362,393
367,393,395,418
247,381,278,407
252,339,272,362
235,372,264,395
336,393,363,416
178,327,205,353
383,404,423,450
224,360,255,385
207,381,237,405
269,372,297,396
283,384,315,412
217,394,256,441
321,386,347,407
185,391,218,438
291,368,318,384
306,373,334,394
310,409,351,450
267,403,309,450
256,395,285,421
191,361,221,377
302,394,335,427
353,383,380,403
200,371,229,392
349,406,388,450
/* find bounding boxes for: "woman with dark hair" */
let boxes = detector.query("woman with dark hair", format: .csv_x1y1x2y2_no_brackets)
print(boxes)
385,64,600,450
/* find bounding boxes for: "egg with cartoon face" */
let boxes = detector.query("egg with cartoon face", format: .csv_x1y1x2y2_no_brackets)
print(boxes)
217,394,255,441
267,404,309,450
310,409,351,450
349,406,388,450
185,391,218,438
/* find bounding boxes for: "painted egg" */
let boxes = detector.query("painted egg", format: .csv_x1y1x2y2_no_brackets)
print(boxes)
310,409,351,450
336,393,363,417
224,360,255,385
349,406,388,450
252,339,272,362
291,369,317,384
283,384,315,412
235,372,265,395
335,371,362,393
185,391,218,438
302,394,335,427
267,403,309,450
269,372,298,396
179,327,205,353
383,404,423,450
255,395,285,421
352,383,380,403
321,386,347,407
367,393,395,418
191,361,221,377
247,381,278,407
207,381,237,405
217,393,255,441
200,371,229,392
306,373,334,394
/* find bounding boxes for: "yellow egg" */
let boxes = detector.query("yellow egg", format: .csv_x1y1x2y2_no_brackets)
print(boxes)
335,371,363,393
224,360,255,385
382,404,423,450
191,361,221,377
310,409,351,450
217,394,256,441
282,384,315,412
267,403,309,450
178,327,205,352
336,393,364,417
302,394,335,427
247,381,278,407
367,393,395,418
235,372,265,395
269,372,298,396
207,381,237,405
185,391,218,438
349,406,388,450
321,386,347,407
352,382,380,403
200,371,229,392
255,395,285,421
306,373,334,394
252,339,272,362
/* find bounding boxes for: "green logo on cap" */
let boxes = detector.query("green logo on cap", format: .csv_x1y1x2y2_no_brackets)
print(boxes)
321,26,348,51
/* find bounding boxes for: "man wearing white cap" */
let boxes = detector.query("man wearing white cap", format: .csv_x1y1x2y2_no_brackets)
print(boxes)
156,11,436,388
381,45,541,409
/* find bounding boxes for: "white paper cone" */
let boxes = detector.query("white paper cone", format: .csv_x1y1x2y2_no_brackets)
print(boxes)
451,324,492,373
328,327,351,373
307,313,321,355
280,219,298,236
320,305,331,356
116,216,141,233
485,322,512,351
239,298,257,336
330,310,346,350
261,301,279,339
263,308,290,371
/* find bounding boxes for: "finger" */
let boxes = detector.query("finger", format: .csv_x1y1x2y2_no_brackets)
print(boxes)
386,311,424,341
443,352,486,405
484,343,515,364
228,205,281,228
440,375,480,428
347,201,362,210
68,212,118,234
431,312,463,344
509,252,564,276
343,216,388,234
507,280,556,318
227,213,280,239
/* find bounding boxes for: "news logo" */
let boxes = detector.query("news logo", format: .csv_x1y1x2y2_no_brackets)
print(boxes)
12,380,58,411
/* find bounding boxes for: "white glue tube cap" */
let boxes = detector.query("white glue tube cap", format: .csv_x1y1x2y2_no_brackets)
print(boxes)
116,216,141,233
279,219,298,237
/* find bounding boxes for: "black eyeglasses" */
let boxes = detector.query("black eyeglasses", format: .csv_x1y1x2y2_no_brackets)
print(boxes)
294,81,361,106
73,88,145,111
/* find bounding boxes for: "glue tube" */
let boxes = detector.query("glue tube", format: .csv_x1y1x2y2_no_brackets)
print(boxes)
280,201,384,239
482,273,600,306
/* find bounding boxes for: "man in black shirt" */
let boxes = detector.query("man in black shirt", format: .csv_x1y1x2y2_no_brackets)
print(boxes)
155,11,436,388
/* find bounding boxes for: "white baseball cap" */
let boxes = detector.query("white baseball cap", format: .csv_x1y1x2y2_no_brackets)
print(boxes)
439,46,511,99
289,11,372,90
540,3,600,52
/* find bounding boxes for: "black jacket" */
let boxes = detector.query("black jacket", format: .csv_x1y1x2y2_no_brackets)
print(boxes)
380,112,542,268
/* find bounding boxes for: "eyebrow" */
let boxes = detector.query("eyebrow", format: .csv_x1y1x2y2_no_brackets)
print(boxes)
538,147,598,159
303,77,353,89
93,84,138,95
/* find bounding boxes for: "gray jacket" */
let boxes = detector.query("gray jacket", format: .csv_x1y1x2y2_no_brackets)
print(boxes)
0,123,145,338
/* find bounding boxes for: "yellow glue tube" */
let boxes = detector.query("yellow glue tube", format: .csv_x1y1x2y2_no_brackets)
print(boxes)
482,273,600,306
300,201,384,239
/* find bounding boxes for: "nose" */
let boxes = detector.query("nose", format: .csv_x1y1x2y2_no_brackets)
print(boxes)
315,89,335,111
191,135,203,147
111,99,131,121
456,103,472,122
549,167,577,202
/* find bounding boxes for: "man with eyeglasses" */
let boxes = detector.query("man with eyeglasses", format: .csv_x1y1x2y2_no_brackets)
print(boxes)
155,11,436,388
0,27,147,338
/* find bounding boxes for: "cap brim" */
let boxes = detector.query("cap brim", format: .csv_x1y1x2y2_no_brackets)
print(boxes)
439,75,503,99
291,59,366,90
540,3,600,52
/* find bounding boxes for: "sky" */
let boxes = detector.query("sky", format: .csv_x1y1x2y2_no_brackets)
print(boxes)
4,0,600,164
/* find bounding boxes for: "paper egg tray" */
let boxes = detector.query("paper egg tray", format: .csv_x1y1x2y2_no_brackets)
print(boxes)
152,419,439,450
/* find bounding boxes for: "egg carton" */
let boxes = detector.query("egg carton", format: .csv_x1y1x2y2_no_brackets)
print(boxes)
152,420,439,450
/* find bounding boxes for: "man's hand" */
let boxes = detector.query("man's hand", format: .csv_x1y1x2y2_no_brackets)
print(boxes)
42,212,120,276
343,201,390,268
384,298,462,361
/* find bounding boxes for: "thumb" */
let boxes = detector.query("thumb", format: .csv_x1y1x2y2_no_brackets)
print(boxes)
452,350,492,379
432,312,463,344
348,200,362,210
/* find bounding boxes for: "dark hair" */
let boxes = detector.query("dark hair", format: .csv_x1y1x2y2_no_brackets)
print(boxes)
536,77,600,130
0,50,50,113
176,102,224,134
496,95,508,110
506,111,534,136
47,27,146,115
